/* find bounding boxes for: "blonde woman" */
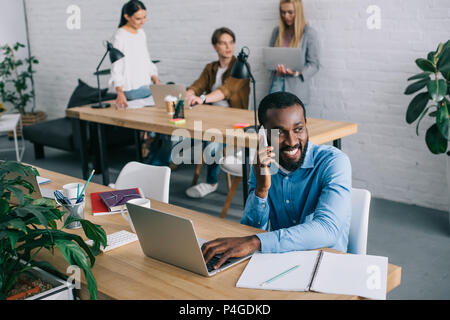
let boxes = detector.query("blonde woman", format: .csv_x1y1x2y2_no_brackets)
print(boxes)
269,0,320,106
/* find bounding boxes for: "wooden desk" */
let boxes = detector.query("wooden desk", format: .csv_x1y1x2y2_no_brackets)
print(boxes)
66,102,358,202
35,167,401,300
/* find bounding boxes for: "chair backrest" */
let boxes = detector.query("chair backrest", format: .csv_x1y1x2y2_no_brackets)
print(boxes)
347,188,371,255
114,161,171,203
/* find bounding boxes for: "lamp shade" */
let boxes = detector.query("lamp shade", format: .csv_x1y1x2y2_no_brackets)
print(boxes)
107,41,124,64
231,47,251,79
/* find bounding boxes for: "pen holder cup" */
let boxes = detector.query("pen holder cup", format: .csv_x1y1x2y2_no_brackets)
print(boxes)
56,198,86,229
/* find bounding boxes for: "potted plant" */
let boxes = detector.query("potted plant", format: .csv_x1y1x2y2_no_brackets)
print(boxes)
0,161,107,300
404,39,450,230
0,42,44,137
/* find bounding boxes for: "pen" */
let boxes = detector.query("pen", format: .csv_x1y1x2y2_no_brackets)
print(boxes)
76,169,95,203
54,190,71,206
260,265,300,287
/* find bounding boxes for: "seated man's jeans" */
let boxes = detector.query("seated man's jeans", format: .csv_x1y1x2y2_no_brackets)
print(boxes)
147,138,222,185
202,141,222,185
269,75,285,93
124,85,151,101
145,133,173,166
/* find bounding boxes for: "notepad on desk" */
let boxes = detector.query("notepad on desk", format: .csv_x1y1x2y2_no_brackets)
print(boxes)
236,250,388,300
126,96,155,109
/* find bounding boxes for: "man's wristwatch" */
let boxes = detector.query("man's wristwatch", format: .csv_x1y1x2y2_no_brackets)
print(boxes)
200,94,207,104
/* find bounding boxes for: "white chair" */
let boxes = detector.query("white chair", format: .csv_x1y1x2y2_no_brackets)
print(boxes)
347,188,371,255
109,161,171,203
218,149,256,218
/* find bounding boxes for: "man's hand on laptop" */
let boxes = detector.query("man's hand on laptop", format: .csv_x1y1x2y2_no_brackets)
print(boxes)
187,95,203,107
201,236,261,270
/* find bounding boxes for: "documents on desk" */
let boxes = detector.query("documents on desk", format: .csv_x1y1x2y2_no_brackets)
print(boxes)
126,95,155,109
236,250,388,300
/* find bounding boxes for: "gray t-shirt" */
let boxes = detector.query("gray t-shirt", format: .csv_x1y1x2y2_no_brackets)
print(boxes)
211,66,230,108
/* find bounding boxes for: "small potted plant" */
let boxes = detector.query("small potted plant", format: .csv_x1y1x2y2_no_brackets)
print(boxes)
404,39,450,230
0,42,44,137
0,161,107,300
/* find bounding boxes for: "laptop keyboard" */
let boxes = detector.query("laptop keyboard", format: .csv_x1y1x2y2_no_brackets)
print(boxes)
206,254,233,272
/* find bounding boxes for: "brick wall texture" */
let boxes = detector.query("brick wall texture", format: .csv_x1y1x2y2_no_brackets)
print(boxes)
23,0,450,211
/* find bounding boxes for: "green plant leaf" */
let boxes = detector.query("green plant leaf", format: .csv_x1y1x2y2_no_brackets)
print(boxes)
406,92,429,124
425,123,448,154
31,198,57,208
6,186,24,206
13,206,48,228
415,105,435,136
64,216,107,255
407,72,432,81
5,218,28,234
437,101,450,140
0,199,9,218
55,239,98,300
3,230,22,250
415,58,436,72
404,77,430,95
436,44,450,73
427,79,447,102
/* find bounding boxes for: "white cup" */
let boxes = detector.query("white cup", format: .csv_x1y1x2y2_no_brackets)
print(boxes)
62,183,84,202
122,198,150,233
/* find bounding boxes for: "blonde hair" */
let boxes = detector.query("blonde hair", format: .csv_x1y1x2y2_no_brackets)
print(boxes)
275,0,306,48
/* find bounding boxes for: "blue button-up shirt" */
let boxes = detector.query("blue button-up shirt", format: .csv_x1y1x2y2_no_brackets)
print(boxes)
241,143,352,253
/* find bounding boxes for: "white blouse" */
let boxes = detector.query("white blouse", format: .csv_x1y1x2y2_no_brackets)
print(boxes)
109,28,158,92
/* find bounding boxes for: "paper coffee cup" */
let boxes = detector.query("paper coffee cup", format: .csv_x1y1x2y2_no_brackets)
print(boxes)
164,95,177,115
122,198,151,233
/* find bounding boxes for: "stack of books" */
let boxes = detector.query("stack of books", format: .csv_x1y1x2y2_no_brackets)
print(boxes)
90,188,142,216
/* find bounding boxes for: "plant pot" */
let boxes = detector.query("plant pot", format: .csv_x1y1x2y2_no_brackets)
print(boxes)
7,110,46,138
6,265,75,300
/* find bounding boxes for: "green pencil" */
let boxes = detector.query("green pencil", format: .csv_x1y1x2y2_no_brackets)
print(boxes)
260,265,300,286
76,169,95,203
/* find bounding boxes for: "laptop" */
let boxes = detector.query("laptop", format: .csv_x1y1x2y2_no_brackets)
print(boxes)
150,84,187,107
126,203,252,277
262,47,305,71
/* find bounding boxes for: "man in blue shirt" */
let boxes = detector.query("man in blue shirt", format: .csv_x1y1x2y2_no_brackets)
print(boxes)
202,91,352,270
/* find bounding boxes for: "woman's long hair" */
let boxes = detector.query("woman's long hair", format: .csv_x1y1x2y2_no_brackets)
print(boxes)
118,0,146,28
275,0,306,48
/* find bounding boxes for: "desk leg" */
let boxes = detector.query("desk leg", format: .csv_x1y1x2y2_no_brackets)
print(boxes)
97,123,110,185
13,128,19,162
333,139,342,150
72,118,89,180
134,130,143,162
242,147,249,204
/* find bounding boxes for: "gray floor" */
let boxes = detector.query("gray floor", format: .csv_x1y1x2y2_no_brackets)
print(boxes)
1,135,449,300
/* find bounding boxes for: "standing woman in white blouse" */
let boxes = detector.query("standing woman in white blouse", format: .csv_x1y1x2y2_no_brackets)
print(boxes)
109,0,160,109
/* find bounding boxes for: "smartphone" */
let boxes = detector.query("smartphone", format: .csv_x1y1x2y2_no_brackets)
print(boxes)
258,125,269,148
258,125,279,174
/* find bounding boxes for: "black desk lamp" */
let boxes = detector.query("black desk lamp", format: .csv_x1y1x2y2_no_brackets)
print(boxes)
91,41,124,109
231,46,257,131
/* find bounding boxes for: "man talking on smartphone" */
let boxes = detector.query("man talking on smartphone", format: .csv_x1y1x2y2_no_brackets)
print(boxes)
201,91,352,270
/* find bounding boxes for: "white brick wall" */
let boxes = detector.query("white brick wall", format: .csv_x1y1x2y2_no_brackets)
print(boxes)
23,0,450,211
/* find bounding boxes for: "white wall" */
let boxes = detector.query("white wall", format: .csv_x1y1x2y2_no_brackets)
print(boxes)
24,0,450,211
0,0,29,113
0,0,28,51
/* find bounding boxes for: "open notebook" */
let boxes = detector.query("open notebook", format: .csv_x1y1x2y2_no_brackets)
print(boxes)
236,250,388,300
